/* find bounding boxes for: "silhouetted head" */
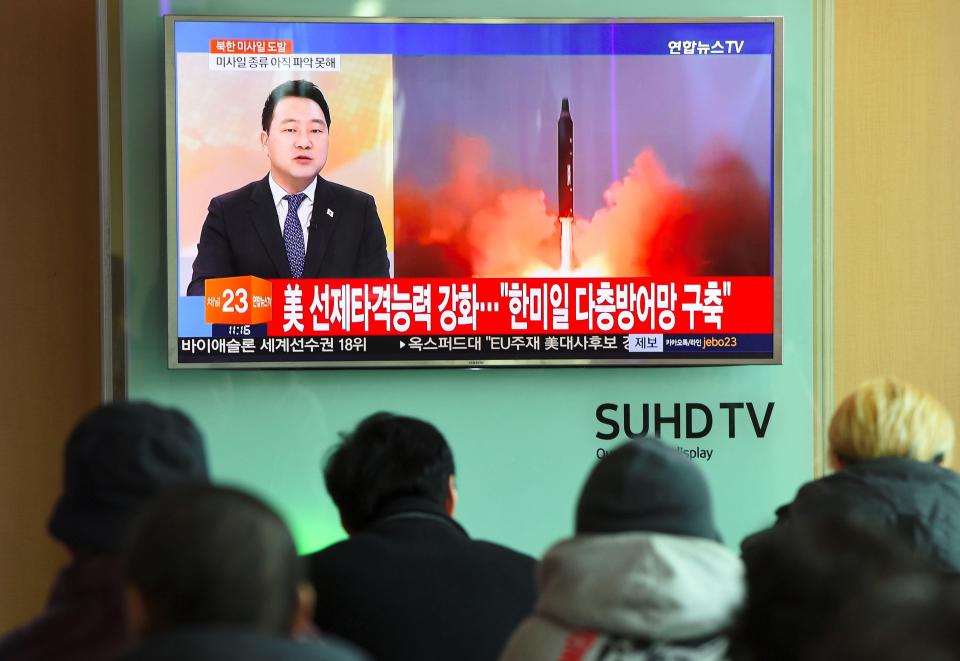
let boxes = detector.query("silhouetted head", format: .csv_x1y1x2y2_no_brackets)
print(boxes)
576,438,720,541
49,401,208,554
324,412,456,533
123,485,312,638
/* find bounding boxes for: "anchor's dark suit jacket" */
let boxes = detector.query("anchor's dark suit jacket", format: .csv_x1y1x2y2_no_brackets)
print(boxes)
187,175,390,296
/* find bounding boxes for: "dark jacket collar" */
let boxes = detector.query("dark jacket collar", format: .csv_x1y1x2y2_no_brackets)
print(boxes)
841,456,951,480
366,496,468,537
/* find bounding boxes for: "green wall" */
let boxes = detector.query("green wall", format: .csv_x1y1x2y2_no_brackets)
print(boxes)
121,0,815,556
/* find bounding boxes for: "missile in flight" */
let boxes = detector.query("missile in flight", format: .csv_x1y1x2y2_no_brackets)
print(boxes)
558,98,574,272
558,98,573,219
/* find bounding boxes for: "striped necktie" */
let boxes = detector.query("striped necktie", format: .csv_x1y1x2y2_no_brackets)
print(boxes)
283,193,307,278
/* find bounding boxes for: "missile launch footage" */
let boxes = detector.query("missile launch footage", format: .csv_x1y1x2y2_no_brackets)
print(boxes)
391,55,771,280
557,98,574,273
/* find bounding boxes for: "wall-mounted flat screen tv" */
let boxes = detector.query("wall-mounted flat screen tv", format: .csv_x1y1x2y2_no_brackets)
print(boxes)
166,17,782,368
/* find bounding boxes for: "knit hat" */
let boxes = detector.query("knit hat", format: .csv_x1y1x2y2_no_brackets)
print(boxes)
576,438,721,541
49,401,209,553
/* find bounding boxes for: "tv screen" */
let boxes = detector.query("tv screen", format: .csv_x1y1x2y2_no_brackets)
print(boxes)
166,17,781,368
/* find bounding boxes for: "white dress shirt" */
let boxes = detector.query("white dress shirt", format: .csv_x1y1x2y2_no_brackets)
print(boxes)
268,174,317,251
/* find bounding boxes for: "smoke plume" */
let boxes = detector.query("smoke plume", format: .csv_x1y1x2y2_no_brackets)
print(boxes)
394,135,770,278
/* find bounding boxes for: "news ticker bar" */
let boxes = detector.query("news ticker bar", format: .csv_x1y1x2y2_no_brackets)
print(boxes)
178,333,774,363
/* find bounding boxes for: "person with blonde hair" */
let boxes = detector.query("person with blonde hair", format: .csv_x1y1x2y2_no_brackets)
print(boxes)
828,377,954,466
768,377,960,570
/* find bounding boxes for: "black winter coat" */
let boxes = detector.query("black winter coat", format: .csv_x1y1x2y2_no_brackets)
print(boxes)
775,457,960,570
305,497,537,661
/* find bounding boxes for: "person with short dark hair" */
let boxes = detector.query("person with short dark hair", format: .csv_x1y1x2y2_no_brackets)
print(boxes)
262,79,332,134
119,485,365,661
187,79,390,296
305,412,536,661
0,402,209,661
500,438,744,661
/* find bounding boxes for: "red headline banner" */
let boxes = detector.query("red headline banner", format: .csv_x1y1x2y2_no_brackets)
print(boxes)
203,276,773,335
200,276,773,336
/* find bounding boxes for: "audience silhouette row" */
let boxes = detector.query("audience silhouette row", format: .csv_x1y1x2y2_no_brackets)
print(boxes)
0,376,957,660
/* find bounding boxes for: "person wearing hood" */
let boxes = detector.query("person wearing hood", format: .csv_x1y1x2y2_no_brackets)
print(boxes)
500,437,744,661
767,377,960,571
0,402,210,661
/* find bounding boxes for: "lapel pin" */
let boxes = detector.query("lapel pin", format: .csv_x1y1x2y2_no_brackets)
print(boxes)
327,208,334,218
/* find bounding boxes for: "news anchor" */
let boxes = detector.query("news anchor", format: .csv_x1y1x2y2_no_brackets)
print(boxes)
187,80,390,296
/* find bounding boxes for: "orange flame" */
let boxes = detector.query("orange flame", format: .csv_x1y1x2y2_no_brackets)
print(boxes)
394,135,769,278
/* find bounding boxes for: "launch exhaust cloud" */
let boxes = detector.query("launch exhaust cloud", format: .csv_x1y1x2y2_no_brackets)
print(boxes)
394,134,770,279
